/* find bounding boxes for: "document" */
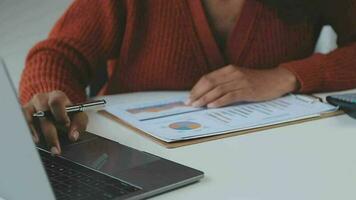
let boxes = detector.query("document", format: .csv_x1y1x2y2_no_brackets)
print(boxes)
105,94,337,142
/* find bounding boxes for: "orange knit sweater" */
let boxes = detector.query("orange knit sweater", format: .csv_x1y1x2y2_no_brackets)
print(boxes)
19,0,356,104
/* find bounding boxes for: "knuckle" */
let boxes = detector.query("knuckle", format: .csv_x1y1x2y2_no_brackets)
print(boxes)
200,75,209,83
32,93,43,102
51,90,65,96
50,90,68,100
226,65,236,71
48,96,64,108
201,75,214,86
32,93,48,106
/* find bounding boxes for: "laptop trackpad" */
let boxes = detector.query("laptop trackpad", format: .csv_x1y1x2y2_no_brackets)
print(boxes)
59,132,160,176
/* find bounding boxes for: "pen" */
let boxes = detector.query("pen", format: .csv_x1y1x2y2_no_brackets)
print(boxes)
32,99,107,118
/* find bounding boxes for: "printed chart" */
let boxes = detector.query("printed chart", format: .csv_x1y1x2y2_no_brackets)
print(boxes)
119,99,202,121
106,94,337,142
168,121,202,131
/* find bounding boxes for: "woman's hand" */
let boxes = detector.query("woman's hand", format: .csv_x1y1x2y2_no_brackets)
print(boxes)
187,65,299,108
23,90,88,155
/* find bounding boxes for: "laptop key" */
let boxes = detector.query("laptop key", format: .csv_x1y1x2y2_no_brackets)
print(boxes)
103,185,128,196
39,149,141,200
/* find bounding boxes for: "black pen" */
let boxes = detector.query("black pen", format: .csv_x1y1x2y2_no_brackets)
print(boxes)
32,99,106,118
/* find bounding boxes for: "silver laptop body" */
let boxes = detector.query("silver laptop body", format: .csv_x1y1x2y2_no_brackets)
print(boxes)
0,59,203,200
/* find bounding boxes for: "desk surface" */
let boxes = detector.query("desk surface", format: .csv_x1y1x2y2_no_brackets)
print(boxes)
87,91,356,200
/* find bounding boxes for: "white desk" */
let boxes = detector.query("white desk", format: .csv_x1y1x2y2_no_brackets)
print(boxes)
86,91,356,200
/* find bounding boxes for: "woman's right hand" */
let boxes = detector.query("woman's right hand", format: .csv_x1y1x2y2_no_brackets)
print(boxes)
22,90,88,155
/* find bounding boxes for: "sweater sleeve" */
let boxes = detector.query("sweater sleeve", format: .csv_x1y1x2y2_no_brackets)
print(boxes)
279,0,356,93
19,0,126,104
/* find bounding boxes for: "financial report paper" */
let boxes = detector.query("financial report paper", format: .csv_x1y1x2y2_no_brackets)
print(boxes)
105,94,337,142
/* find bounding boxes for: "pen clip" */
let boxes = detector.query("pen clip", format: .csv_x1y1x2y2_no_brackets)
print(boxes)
33,111,45,117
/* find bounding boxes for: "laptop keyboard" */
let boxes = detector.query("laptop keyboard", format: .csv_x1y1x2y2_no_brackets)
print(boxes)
39,150,141,200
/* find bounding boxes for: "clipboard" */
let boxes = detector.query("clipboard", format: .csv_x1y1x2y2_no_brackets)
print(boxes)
98,95,343,149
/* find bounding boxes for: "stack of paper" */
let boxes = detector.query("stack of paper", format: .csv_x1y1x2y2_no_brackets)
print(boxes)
105,94,337,142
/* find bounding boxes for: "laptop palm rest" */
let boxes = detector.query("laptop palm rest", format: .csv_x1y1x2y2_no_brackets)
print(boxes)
38,131,203,194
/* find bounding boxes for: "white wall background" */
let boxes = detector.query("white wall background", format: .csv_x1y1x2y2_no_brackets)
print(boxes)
0,0,337,89
0,0,72,88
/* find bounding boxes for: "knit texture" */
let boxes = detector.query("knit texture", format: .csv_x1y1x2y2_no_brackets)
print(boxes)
19,0,356,104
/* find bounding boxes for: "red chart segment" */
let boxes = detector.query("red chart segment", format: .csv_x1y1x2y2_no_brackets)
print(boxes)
168,121,201,131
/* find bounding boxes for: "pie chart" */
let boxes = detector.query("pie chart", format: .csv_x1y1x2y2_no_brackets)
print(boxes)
169,121,201,131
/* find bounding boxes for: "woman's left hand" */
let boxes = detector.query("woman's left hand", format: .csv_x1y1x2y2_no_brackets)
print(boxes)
186,65,299,108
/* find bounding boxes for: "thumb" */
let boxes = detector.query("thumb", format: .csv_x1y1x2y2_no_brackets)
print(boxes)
68,112,89,141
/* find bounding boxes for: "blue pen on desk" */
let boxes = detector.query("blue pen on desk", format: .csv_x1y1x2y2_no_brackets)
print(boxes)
32,99,106,118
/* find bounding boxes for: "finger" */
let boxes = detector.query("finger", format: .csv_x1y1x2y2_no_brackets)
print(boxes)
48,91,71,127
187,75,216,105
32,94,61,154
23,104,39,143
207,64,237,79
192,80,239,107
68,112,88,142
207,90,250,108
188,65,237,104
39,118,61,155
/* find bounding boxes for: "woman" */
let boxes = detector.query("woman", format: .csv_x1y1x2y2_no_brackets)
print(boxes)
20,0,356,154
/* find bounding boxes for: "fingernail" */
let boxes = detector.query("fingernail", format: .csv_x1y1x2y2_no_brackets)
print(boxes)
32,135,39,143
50,147,59,155
71,130,79,141
184,99,192,105
207,103,216,108
192,101,202,107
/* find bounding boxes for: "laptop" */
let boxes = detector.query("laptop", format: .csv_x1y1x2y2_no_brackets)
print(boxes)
0,59,204,200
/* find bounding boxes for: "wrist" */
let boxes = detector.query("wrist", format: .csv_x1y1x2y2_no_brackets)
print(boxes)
275,67,299,93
